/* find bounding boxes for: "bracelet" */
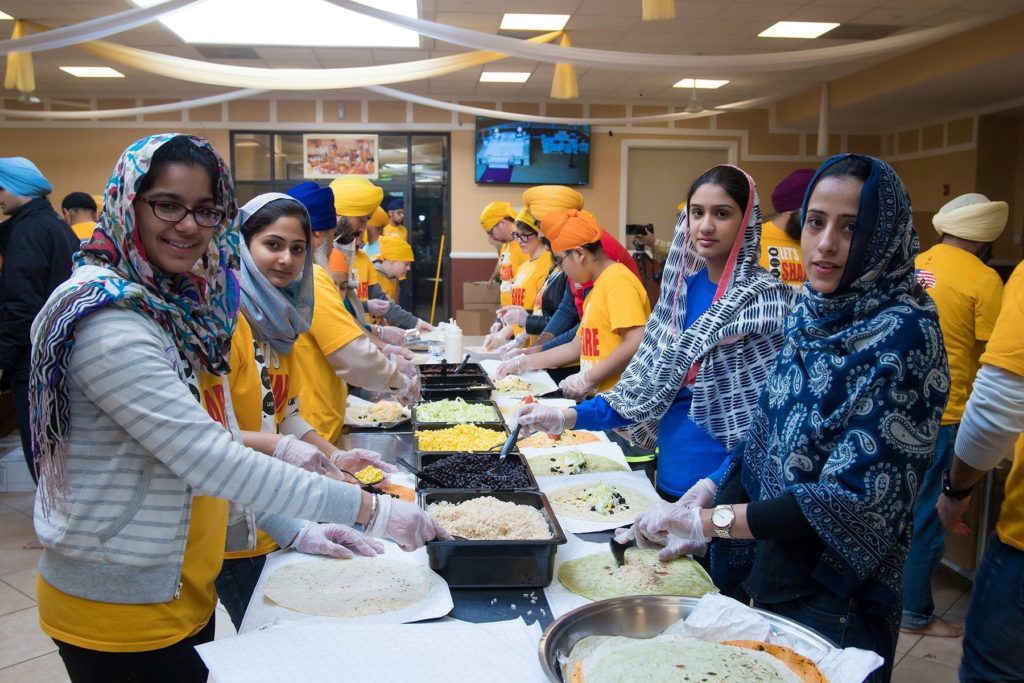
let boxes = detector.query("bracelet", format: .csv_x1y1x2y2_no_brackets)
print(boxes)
366,494,379,529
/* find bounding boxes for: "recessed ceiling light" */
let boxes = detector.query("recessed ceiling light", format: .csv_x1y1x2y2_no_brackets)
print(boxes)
130,0,419,47
673,78,729,89
479,72,531,83
758,21,839,39
500,13,570,31
0,11,13,20
59,66,126,78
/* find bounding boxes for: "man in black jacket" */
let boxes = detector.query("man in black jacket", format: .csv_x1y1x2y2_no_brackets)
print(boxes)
0,157,79,482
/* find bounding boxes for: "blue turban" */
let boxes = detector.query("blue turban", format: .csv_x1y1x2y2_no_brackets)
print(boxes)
285,181,336,232
0,157,52,198
386,198,404,212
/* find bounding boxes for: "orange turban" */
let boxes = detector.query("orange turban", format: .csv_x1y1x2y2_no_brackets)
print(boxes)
541,209,603,253
368,206,389,228
522,185,584,223
479,201,515,231
514,205,540,232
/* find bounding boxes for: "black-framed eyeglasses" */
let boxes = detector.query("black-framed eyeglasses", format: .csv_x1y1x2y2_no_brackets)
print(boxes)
511,230,537,242
143,199,226,229
554,251,576,267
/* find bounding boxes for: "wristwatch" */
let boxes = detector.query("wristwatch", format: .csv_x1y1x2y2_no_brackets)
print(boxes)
941,468,973,501
711,504,736,539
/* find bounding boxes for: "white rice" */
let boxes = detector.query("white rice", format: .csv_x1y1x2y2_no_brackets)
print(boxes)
427,496,552,540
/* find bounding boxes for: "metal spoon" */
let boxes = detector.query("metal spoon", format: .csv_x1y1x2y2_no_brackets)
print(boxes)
486,424,521,475
394,457,447,488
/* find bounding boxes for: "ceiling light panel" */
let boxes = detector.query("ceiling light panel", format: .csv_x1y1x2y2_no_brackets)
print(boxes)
499,14,570,31
0,11,13,20
479,72,531,83
673,78,730,89
758,21,839,39
59,67,126,78
130,0,419,47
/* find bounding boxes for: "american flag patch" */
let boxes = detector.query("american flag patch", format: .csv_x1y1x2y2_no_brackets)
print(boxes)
916,269,937,289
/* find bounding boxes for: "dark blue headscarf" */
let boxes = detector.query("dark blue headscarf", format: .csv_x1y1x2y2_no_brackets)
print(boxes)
739,154,949,608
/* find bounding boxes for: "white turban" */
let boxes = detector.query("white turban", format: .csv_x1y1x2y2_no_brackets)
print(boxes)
932,193,1008,243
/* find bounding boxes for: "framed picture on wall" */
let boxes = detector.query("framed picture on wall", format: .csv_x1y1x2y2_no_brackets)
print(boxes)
302,134,379,179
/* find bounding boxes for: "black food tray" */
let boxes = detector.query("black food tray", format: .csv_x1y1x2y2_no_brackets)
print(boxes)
419,376,494,401
412,399,504,430
419,362,488,377
420,490,566,588
415,451,538,492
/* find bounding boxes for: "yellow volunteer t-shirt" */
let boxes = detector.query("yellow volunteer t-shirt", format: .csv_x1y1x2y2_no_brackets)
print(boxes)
510,251,553,337
71,221,96,241
758,220,804,288
577,263,651,393
998,436,1024,552
378,273,399,302
351,249,380,306
383,223,408,242
37,372,230,653
916,243,1004,424
498,241,528,307
291,265,365,443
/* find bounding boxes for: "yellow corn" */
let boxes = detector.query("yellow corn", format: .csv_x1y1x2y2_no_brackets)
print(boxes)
416,424,505,452
354,465,384,484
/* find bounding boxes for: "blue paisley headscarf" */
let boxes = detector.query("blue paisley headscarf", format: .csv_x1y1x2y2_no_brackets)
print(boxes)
30,134,239,513
738,154,949,608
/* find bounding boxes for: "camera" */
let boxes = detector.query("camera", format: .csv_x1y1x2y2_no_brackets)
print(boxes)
625,223,653,237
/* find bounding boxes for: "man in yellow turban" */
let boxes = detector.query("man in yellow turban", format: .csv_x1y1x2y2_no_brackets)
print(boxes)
480,201,528,311
904,192,1008,638
497,209,651,400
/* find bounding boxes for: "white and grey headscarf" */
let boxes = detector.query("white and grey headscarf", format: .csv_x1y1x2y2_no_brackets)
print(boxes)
602,165,798,449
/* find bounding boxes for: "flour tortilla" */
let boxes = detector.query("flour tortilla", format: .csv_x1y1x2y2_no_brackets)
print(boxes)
518,430,602,449
577,635,801,683
526,451,627,477
722,640,829,683
263,558,433,618
558,547,716,601
549,483,655,523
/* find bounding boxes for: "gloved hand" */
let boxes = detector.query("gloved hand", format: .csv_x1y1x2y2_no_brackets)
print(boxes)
515,403,567,437
616,526,706,562
378,325,407,346
499,306,528,327
501,347,525,361
367,495,452,551
483,330,509,351
559,369,594,401
291,522,386,559
383,344,415,361
497,332,529,357
489,320,503,334
415,319,434,332
495,354,530,379
680,478,717,509
274,435,345,479
329,448,397,479
366,298,391,317
396,373,421,406
391,354,415,376
635,501,709,549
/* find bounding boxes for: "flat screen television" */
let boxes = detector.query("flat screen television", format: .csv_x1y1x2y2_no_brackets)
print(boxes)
474,117,590,186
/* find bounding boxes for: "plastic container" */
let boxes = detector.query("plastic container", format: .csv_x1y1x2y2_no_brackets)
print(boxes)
412,398,504,430
444,324,464,364
412,422,509,454
419,375,494,401
420,490,567,588
415,450,539,492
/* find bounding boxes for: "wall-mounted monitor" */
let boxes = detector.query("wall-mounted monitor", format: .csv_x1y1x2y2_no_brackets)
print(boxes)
474,117,590,186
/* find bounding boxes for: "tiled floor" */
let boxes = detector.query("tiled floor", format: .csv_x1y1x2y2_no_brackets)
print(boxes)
0,488,972,682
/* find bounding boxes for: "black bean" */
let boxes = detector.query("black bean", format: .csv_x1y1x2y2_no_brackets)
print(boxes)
418,453,531,490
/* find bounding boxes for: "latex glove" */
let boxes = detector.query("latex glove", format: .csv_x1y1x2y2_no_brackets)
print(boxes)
366,298,391,316
291,523,386,559
378,325,407,346
483,330,509,351
515,403,566,437
617,526,707,562
501,347,525,361
635,501,709,548
559,369,594,401
391,354,415,377
383,344,415,361
495,354,530,379
415,319,434,332
497,332,529,357
330,448,397,478
274,435,344,479
367,495,452,551
679,478,717,510
489,321,503,334
499,306,528,327
396,373,421,406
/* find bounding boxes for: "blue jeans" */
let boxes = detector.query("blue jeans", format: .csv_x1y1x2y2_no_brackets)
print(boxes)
960,536,1024,683
902,423,957,628
214,554,267,631
757,591,898,683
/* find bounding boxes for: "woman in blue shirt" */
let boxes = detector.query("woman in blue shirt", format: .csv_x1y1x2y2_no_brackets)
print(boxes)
516,165,797,502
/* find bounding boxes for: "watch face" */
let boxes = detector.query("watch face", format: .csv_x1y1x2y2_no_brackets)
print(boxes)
711,507,733,527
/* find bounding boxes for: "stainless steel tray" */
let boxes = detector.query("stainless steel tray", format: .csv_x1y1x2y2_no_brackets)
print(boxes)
538,595,836,682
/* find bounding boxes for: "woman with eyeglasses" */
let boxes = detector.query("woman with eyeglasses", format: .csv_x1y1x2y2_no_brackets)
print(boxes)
29,135,447,681
498,209,651,401
483,207,553,350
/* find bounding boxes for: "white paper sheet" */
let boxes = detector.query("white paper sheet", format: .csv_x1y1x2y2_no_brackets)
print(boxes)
198,618,547,683
344,395,411,428
520,441,630,478
542,532,610,618
539,470,659,534
237,543,452,634
478,359,559,396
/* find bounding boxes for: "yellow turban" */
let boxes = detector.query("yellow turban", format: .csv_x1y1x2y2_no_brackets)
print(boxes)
479,201,515,231
932,193,1008,243
675,201,685,213
541,209,603,253
329,176,383,217
514,205,540,232
368,206,389,229
522,185,584,223
379,236,414,262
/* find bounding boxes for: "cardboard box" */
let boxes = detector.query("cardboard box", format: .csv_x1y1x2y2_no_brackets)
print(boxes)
456,309,493,335
463,281,500,305
462,302,499,313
